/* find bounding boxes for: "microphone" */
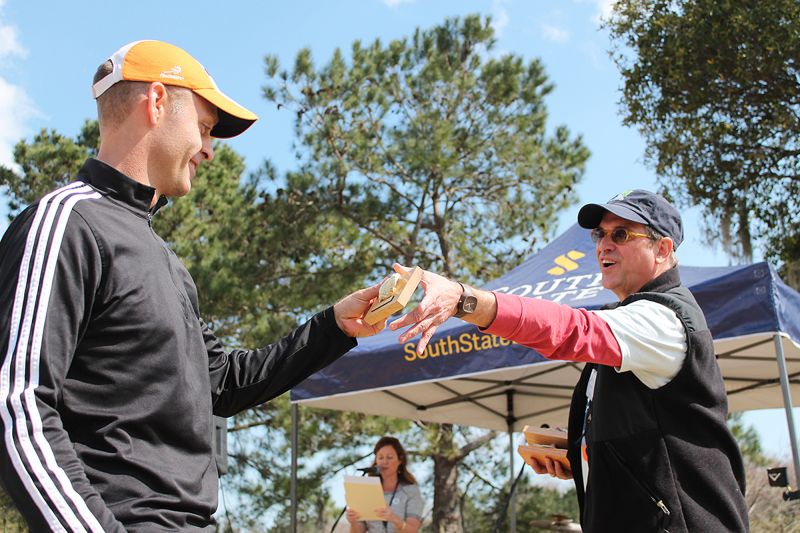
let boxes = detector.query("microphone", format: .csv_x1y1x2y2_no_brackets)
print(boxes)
356,465,381,475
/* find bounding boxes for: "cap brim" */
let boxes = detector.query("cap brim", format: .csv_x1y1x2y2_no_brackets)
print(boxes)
578,203,649,229
194,87,258,139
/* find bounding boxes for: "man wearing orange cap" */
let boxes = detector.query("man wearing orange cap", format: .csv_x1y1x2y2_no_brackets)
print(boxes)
0,41,384,532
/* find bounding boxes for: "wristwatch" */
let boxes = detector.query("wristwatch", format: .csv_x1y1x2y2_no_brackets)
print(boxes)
454,282,478,318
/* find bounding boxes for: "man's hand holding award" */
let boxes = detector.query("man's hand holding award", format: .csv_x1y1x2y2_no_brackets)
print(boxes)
518,425,572,479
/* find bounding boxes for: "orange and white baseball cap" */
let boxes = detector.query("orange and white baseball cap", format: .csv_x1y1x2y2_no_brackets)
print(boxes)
92,40,258,138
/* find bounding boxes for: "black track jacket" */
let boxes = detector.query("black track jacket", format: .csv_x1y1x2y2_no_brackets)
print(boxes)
0,158,357,531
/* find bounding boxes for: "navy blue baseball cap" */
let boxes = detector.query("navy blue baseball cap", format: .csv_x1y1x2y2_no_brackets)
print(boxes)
577,189,684,249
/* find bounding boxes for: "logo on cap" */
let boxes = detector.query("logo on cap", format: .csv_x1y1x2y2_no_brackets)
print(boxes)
609,190,634,202
160,66,184,81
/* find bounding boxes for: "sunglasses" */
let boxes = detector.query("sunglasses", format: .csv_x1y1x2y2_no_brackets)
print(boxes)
590,227,653,245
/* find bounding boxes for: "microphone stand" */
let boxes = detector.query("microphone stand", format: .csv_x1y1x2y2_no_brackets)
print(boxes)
489,463,527,533
330,502,349,533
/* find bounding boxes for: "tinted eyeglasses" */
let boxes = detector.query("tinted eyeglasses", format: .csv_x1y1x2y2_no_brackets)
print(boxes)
590,227,654,245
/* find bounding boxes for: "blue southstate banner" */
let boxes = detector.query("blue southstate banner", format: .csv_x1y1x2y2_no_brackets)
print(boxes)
292,224,800,427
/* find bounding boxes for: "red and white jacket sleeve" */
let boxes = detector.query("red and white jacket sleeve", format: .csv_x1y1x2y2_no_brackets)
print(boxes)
483,292,623,367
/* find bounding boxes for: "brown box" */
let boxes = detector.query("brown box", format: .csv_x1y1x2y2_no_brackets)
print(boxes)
363,266,423,326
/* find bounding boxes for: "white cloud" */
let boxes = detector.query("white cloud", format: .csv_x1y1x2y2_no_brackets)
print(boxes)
0,6,34,170
0,24,24,63
541,24,569,43
382,0,415,8
597,0,617,21
575,0,617,26
491,0,510,37
0,0,25,65
0,77,34,169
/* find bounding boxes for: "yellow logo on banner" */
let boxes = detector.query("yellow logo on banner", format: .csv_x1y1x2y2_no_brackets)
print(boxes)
403,332,513,362
546,250,585,276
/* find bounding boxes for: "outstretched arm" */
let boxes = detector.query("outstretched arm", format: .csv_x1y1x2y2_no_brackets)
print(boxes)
208,282,386,416
389,264,622,367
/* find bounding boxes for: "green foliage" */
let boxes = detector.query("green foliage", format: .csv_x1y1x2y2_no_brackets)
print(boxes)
153,146,368,345
515,485,579,533
260,14,589,531
0,486,26,532
460,473,578,532
264,13,589,282
728,412,769,467
0,121,97,215
607,0,800,286
458,437,579,532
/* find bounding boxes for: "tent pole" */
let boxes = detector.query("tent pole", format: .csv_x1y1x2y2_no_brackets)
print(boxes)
291,402,299,533
774,334,800,487
508,429,516,533
506,390,516,533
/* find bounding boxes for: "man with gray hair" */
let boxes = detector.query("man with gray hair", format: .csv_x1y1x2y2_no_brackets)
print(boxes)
392,190,748,532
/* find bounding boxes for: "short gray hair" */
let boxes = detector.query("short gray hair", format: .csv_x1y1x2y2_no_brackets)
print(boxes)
646,227,678,267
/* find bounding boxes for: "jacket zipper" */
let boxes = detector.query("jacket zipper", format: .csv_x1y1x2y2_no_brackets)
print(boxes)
147,206,193,319
606,442,671,521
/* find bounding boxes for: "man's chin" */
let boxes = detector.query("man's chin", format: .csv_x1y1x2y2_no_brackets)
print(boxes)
166,181,193,199
600,277,614,292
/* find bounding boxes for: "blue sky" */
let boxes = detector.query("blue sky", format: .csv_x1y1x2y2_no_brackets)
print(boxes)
0,0,795,460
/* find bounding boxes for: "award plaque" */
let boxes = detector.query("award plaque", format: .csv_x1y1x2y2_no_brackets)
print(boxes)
363,266,423,325
518,425,571,470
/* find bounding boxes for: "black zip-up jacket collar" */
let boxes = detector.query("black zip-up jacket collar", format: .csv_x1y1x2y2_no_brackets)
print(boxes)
604,266,681,311
80,157,168,216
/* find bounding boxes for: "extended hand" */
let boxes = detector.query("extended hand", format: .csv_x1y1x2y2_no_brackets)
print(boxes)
334,283,386,337
389,263,462,354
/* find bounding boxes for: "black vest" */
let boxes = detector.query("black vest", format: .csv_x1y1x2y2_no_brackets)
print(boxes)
566,268,748,532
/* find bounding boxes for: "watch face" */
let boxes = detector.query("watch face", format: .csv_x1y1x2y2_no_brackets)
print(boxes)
463,296,478,313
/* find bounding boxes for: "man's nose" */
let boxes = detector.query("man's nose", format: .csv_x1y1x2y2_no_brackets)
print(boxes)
201,139,214,162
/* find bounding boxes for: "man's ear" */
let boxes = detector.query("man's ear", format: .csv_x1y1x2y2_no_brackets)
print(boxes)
656,236,674,263
145,82,168,127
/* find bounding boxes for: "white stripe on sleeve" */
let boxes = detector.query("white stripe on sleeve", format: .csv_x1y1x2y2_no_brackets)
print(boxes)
1,183,105,532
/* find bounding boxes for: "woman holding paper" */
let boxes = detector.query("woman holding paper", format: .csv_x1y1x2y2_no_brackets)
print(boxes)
346,436,424,532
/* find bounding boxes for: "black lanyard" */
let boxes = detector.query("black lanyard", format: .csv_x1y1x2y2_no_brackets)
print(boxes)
382,483,400,532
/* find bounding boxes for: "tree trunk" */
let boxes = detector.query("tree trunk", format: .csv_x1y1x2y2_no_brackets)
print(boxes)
431,424,462,533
